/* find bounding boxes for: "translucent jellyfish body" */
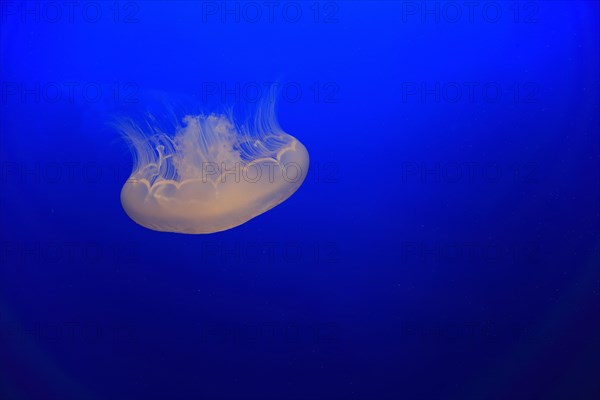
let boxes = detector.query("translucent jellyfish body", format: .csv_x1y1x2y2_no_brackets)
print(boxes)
118,104,309,234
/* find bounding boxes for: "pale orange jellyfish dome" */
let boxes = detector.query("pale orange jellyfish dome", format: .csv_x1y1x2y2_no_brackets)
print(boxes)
118,102,309,234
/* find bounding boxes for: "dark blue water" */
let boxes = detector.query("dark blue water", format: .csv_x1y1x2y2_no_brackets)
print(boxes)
1,1,599,399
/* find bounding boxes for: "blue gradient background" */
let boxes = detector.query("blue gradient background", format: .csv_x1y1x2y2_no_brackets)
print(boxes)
1,1,599,399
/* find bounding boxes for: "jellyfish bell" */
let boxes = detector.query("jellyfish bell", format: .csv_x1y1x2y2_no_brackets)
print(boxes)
117,98,309,234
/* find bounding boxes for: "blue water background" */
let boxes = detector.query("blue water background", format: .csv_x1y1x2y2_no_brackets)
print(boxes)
1,1,599,399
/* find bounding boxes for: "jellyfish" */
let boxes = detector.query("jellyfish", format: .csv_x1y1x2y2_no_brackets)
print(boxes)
117,99,309,234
